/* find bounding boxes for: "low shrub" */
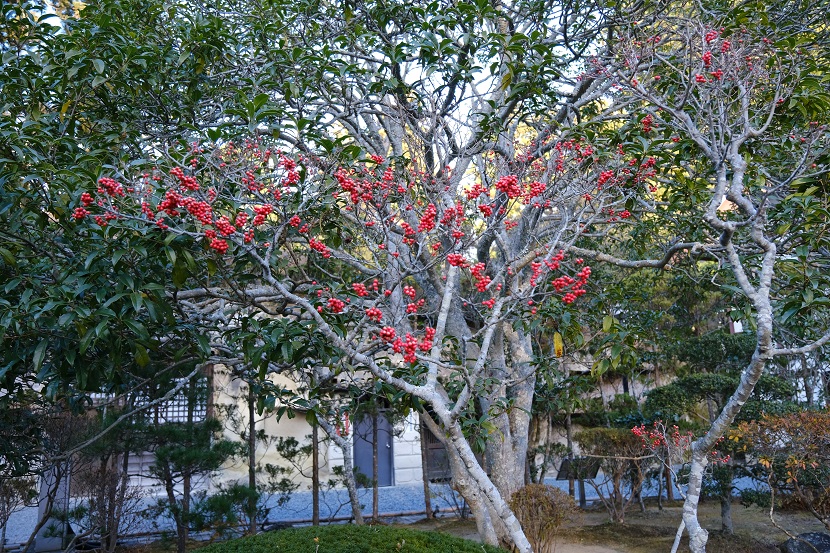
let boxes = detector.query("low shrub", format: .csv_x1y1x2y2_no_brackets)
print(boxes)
510,484,578,553
197,523,508,553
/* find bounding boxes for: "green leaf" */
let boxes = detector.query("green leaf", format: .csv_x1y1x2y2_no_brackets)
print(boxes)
33,340,48,372
0,247,16,265
130,292,143,312
134,344,150,367
112,249,127,266
123,318,148,340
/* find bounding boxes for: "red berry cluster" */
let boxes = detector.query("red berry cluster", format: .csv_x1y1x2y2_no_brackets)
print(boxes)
470,262,491,292
97,177,125,197
641,114,654,133
406,299,425,313
529,262,543,287
215,216,236,236
308,238,331,258
495,175,521,199
252,204,273,226
209,238,229,253
365,307,383,322
327,298,346,313
379,326,396,342
447,253,467,267
523,180,546,203
157,189,183,217
390,329,435,363
169,167,199,191
464,182,488,200
597,170,615,188
551,265,591,304
391,333,420,363
181,198,213,226
279,155,300,186
417,203,437,233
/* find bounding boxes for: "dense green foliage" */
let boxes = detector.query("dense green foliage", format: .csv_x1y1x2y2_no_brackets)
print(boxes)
197,524,508,553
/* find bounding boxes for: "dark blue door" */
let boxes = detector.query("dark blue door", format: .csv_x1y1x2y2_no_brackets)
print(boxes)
353,412,394,487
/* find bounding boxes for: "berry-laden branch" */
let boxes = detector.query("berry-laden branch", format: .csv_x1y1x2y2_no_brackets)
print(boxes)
73,135,658,375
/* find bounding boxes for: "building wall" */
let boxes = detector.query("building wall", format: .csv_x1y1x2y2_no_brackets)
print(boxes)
211,364,424,489
326,412,424,487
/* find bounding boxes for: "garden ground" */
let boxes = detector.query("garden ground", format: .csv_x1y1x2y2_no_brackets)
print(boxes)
406,499,828,553
116,498,828,553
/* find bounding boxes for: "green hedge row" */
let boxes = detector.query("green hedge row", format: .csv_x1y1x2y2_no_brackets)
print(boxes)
198,524,507,553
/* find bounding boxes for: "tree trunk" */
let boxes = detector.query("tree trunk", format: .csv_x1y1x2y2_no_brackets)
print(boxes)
682,450,709,553
178,381,194,553
420,413,500,546
162,466,185,553
315,415,364,525
372,410,379,521
721,495,733,535
801,354,813,405
104,454,116,551
418,419,434,519
657,463,665,511
566,412,575,498
430,402,534,553
109,451,130,553
247,382,257,535
483,326,536,503
312,422,320,526
666,465,675,502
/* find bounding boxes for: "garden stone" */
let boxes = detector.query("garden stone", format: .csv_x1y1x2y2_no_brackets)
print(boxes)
781,532,830,553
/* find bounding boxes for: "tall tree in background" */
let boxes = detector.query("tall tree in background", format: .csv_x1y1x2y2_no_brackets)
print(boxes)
605,0,830,549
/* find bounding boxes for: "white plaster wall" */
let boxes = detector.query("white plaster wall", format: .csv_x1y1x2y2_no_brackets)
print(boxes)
392,412,423,485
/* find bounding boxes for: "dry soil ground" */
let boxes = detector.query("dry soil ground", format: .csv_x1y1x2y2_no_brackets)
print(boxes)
408,499,828,553
124,498,826,552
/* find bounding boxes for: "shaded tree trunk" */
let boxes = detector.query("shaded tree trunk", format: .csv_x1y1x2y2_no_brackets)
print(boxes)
721,495,733,535
312,422,320,526
418,419,434,519
247,382,257,535
315,416,364,525
372,410,379,521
